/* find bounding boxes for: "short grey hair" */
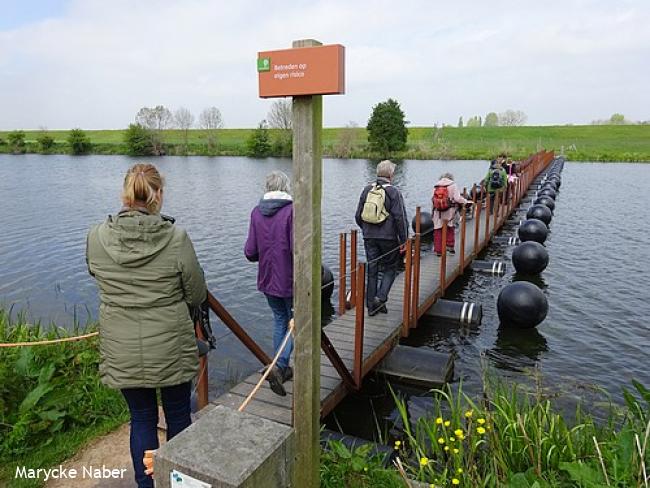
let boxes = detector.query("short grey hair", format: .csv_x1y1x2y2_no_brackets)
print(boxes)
265,170,291,193
376,160,396,179
440,172,454,180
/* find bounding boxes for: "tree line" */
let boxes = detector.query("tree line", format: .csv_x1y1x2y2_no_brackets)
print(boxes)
457,110,528,128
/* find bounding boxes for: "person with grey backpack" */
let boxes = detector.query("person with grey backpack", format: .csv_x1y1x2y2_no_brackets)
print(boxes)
354,160,409,316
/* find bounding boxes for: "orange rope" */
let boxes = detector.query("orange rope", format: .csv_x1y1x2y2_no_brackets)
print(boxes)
0,331,99,348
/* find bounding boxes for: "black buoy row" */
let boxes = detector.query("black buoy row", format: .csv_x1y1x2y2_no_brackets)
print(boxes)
497,156,566,328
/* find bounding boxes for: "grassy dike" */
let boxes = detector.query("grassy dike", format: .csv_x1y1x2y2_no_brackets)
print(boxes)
1,125,649,161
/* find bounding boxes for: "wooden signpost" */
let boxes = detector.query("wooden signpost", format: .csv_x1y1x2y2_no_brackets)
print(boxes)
258,39,345,487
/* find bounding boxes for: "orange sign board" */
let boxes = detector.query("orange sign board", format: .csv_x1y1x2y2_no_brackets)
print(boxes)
258,44,345,98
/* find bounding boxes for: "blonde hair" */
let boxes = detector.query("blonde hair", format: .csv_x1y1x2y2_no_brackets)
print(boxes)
121,163,164,213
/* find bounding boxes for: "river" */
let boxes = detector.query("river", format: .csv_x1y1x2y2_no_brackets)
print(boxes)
1,154,649,435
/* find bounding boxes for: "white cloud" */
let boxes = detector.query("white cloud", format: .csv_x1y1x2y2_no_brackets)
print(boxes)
0,0,648,129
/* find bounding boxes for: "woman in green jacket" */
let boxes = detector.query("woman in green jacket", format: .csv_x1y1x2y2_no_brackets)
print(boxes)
86,163,206,488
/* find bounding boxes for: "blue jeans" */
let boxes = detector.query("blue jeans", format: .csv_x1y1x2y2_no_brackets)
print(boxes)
264,294,294,370
121,382,192,488
364,238,400,307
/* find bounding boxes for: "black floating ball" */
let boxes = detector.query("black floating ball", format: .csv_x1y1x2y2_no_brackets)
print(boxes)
548,175,562,187
512,241,549,274
497,281,548,328
412,211,434,236
538,187,557,200
321,265,334,301
518,218,548,244
541,181,558,192
535,196,556,212
526,205,553,226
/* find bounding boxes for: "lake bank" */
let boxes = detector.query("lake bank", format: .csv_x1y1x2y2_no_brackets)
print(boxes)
1,125,649,161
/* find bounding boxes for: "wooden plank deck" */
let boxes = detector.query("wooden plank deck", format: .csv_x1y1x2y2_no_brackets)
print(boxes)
211,202,514,425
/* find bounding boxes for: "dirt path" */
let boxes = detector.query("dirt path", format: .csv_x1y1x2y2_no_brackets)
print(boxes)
46,423,165,488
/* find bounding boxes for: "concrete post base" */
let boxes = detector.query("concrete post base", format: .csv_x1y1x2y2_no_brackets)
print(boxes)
154,405,294,488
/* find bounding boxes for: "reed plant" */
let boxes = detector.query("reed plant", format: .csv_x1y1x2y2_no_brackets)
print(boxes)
391,377,650,487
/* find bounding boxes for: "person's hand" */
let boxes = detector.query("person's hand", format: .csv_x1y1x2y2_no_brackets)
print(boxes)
399,244,406,253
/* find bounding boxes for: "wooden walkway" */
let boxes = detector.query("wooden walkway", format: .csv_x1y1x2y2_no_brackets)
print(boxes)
212,153,554,425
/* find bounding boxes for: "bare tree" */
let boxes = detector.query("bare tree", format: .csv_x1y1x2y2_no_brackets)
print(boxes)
199,106,224,152
333,121,359,158
267,99,292,130
135,105,173,155
498,109,528,126
174,107,194,153
267,99,292,156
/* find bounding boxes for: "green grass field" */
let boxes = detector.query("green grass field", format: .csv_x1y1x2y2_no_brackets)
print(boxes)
1,124,649,161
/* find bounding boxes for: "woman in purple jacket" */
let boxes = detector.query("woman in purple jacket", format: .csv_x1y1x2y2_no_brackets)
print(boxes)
244,171,293,396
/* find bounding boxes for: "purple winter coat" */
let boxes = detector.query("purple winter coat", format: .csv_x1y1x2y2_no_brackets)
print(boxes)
244,196,293,298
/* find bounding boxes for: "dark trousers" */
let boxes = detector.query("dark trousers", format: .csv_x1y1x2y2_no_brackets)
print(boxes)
121,382,192,488
264,294,294,370
364,238,400,307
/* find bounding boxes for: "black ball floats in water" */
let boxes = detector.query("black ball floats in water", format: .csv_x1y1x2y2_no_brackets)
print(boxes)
538,187,557,200
512,241,549,275
535,196,556,212
412,211,434,236
497,281,548,328
526,204,553,226
518,218,548,244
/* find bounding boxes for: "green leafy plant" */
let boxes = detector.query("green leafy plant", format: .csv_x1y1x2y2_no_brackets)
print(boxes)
246,120,272,157
37,134,55,153
67,128,92,154
7,130,26,154
124,123,154,156
320,440,403,488
366,98,408,156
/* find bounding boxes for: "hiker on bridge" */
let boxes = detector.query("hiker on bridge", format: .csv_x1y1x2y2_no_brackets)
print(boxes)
483,158,508,213
245,170,294,397
432,172,471,257
86,163,207,488
355,160,409,317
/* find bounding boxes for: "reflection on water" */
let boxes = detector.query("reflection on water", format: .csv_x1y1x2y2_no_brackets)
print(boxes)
1,155,650,425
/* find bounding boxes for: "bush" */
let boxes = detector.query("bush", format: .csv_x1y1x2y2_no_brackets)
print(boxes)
67,128,91,155
246,121,272,157
7,130,26,154
124,123,153,156
0,310,127,462
367,99,408,156
321,440,403,487
37,134,55,153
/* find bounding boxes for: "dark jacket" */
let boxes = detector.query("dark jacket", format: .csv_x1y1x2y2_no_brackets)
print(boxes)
86,210,206,389
355,177,408,243
244,193,293,298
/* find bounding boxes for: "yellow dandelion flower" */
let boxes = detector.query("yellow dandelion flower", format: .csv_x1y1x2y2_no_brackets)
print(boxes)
438,437,445,444
452,478,460,485
444,445,450,451
457,433,465,440
477,418,486,425
450,437,455,442
420,457,429,467
464,410,473,418
394,440,401,450
444,420,451,427
477,426,486,435
453,448,459,454
436,417,443,425
363,467,368,472
454,429,464,437
457,467,463,474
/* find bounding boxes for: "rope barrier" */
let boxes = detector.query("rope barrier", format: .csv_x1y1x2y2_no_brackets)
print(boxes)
0,331,99,348
238,318,295,412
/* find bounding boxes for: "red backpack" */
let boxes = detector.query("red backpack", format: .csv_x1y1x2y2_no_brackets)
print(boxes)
432,184,451,211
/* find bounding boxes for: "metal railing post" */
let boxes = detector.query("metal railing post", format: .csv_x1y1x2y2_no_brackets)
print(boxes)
338,233,346,315
440,220,448,294
350,229,358,305
401,238,412,337
410,207,422,327
353,262,366,389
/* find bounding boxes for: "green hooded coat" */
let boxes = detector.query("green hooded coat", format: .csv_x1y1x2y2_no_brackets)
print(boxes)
86,210,207,389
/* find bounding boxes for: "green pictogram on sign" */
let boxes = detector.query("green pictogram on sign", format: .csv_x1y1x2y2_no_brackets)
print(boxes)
257,58,270,72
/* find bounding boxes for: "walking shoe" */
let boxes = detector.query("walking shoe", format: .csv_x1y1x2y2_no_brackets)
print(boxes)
281,366,293,383
378,300,388,314
266,367,287,396
447,247,456,255
435,252,442,257
368,298,384,317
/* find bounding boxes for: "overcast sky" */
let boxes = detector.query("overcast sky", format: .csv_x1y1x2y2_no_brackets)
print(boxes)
1,0,648,130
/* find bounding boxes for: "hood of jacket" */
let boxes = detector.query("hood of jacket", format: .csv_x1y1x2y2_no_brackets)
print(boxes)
435,177,455,187
96,210,176,267
258,191,293,217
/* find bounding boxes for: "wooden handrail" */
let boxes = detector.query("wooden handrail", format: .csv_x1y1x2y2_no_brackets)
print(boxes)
206,291,272,365
338,233,346,315
353,262,366,389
